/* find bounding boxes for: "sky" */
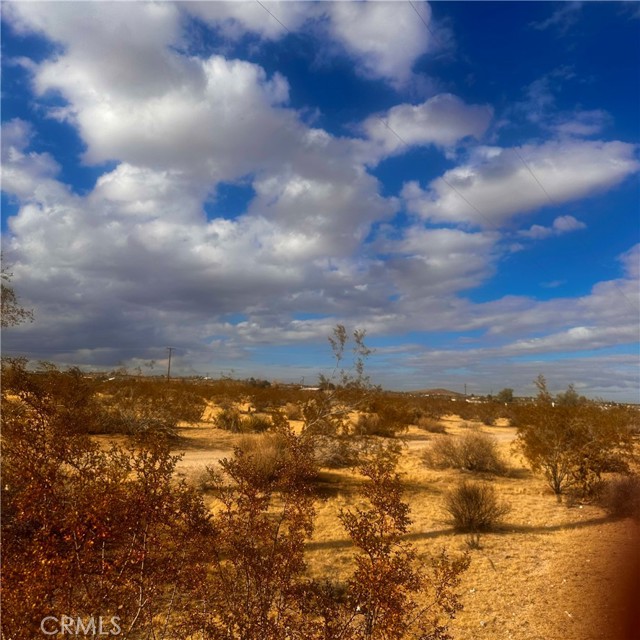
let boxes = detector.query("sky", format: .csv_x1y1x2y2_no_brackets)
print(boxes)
1,1,639,401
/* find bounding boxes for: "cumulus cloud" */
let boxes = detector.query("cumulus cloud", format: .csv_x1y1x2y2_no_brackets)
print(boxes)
1,119,62,200
376,226,499,296
185,1,441,87
326,1,438,85
519,214,586,239
2,1,638,401
403,140,640,227
361,94,492,161
184,1,313,40
619,243,640,280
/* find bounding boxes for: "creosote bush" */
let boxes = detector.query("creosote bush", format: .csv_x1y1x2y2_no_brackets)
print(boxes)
2,330,472,640
423,432,506,475
515,375,635,497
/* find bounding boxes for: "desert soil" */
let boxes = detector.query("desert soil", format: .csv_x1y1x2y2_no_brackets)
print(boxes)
165,413,640,640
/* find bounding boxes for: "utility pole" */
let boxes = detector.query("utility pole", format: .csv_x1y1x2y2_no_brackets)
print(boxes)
166,347,174,381
464,383,467,396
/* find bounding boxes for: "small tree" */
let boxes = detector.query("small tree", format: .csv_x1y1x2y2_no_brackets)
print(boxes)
1,259,33,327
338,455,470,640
516,377,634,497
555,383,584,407
496,388,513,404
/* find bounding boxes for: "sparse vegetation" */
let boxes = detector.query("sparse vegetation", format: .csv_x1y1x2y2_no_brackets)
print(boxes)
515,376,634,497
3,346,639,640
598,474,640,520
417,416,447,433
422,431,507,475
444,480,510,547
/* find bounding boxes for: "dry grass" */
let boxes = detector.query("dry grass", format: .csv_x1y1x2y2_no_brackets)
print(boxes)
160,405,639,640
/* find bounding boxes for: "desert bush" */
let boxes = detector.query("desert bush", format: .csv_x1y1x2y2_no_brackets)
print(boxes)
284,401,303,420
313,435,362,468
352,411,405,438
214,406,244,432
445,480,510,537
516,377,634,496
338,455,470,639
417,416,447,433
236,432,291,483
242,412,273,433
196,424,318,638
598,475,640,520
1,383,210,639
470,401,504,426
423,432,506,474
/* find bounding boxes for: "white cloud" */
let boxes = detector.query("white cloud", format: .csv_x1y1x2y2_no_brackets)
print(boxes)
403,140,639,227
619,243,640,280
530,2,583,33
184,1,313,40
361,94,492,161
184,1,442,87
1,119,62,200
326,1,438,86
2,2,638,401
519,214,586,239
552,109,612,138
377,226,498,296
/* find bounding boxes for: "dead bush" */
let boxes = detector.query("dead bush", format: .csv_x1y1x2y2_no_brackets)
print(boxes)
313,436,362,469
423,432,506,474
353,411,406,438
598,474,640,520
214,406,244,432
284,402,303,420
417,416,446,433
242,413,273,433
445,480,510,537
236,432,291,484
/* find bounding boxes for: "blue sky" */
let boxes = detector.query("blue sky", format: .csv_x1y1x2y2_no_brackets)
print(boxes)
1,1,639,400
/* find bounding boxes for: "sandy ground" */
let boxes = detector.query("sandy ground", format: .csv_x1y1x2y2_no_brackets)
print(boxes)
142,412,640,640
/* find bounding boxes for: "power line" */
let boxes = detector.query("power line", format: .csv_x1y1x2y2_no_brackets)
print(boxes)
512,147,556,206
255,0,291,34
407,0,442,49
378,116,494,227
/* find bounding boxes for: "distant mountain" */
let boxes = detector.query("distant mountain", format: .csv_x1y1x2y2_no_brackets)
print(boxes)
415,388,464,397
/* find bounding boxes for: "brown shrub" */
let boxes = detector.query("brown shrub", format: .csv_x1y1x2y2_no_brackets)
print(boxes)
445,480,510,537
236,432,291,483
423,431,506,474
284,401,303,420
417,416,446,433
214,406,244,432
598,474,640,520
